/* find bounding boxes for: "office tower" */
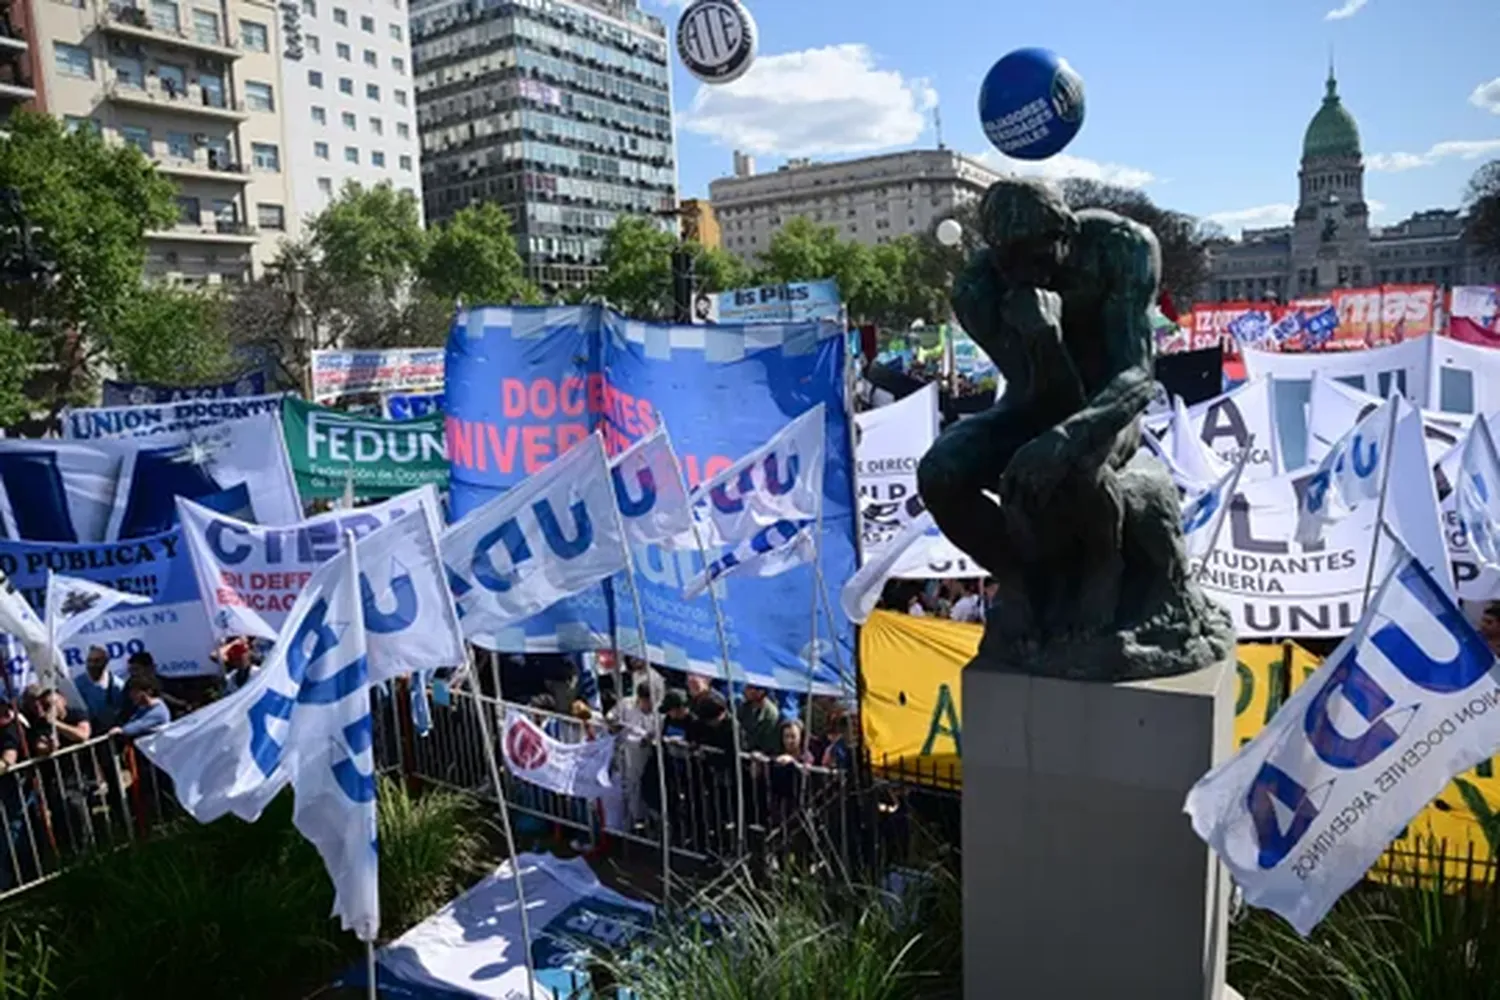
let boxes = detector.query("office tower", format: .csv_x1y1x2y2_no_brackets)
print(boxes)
411,0,677,292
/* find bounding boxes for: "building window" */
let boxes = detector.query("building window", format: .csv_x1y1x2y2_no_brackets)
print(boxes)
256,203,285,231
393,89,407,106
305,33,319,52
120,125,151,155
64,116,100,135
192,8,221,45
314,141,329,159
339,77,353,95
366,83,379,100
241,20,268,51
363,49,376,67
360,14,373,32
395,122,409,139
345,146,358,163
369,117,382,135
336,42,350,60
398,154,411,170
176,195,201,226
158,62,186,94
251,142,280,171
112,56,145,88
308,69,323,88
150,0,180,31
311,105,326,124
332,6,346,24
342,111,356,129
244,81,274,112
166,131,192,159
212,199,237,227
371,150,385,167
301,0,315,15
54,42,93,79
391,56,404,74
317,177,333,196
389,22,401,40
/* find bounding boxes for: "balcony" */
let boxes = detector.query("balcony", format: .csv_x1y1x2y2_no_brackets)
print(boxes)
146,219,259,244
99,5,241,60
106,80,248,121
0,73,33,104
0,21,27,54
156,155,250,184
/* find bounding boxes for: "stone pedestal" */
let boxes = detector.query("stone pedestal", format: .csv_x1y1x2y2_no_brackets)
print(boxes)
962,658,1236,1000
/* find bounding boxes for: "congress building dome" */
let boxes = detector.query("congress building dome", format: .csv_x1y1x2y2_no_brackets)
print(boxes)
1302,69,1362,160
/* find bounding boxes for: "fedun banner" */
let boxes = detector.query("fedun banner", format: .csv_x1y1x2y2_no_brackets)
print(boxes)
281,398,448,500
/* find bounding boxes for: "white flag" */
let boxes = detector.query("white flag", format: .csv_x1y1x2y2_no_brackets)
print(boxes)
0,568,46,650
44,573,151,649
139,542,382,940
1184,554,1497,935
1180,457,1245,563
501,708,616,801
1170,396,1230,486
610,428,692,547
841,510,938,623
1456,416,1500,571
442,433,627,640
358,506,466,683
683,516,816,601
1296,397,1397,546
689,404,825,549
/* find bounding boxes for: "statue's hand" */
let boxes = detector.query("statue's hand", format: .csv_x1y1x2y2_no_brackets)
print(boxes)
1000,427,1068,507
1000,286,1064,339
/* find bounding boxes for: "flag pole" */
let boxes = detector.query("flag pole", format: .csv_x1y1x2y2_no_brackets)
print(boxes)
466,645,539,1000
1192,433,1255,583
1359,400,1403,611
802,478,826,724
341,528,379,1000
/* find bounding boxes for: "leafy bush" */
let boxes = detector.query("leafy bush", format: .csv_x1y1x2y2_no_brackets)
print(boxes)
376,775,492,931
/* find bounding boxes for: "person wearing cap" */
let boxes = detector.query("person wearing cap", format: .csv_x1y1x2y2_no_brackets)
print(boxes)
75,645,127,730
220,638,258,695
113,677,170,739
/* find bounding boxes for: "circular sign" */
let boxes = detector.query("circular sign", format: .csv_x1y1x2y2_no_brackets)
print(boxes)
978,47,1086,161
676,0,758,85
505,718,549,770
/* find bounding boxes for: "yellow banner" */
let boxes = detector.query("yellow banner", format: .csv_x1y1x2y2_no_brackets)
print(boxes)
859,612,1500,878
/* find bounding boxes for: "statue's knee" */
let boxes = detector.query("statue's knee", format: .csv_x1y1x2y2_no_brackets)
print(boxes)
917,451,955,504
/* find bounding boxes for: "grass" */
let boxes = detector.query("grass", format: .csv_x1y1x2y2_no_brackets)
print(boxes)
0,776,492,1000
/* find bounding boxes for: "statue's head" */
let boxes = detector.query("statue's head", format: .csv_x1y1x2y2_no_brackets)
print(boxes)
979,177,1077,287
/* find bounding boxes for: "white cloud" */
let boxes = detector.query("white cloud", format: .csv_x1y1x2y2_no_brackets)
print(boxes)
973,150,1156,189
1324,0,1369,20
1207,203,1295,233
1367,139,1500,171
1472,78,1500,115
680,44,937,157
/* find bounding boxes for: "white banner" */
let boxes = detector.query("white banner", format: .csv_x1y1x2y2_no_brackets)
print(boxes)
442,434,627,644
1306,373,1469,468
502,709,616,800
856,384,939,562
176,486,444,640
1195,401,1449,638
609,428,692,548
310,348,445,402
1442,419,1500,602
690,405,825,550
1175,377,1281,481
1244,338,1432,471
61,393,287,441
1427,335,1500,417
1185,555,1499,935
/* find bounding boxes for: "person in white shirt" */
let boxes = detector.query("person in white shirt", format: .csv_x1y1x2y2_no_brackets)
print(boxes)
906,593,927,618
950,584,985,623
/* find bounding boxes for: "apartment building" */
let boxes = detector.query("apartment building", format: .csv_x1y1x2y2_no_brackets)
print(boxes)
411,0,677,292
27,0,295,283
0,0,38,116
277,0,420,226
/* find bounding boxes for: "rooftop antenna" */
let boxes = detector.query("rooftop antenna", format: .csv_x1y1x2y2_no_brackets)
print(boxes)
933,103,945,150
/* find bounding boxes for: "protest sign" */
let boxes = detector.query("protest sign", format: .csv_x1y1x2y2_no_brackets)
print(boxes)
690,279,841,325
856,384,938,562
0,529,214,677
381,390,444,421
310,348,444,401
1170,377,1280,481
445,307,856,695
62,393,286,441
502,709,616,800
1449,286,1500,347
282,398,448,500
1305,373,1469,468
101,371,267,407
177,485,444,639
1428,334,1500,417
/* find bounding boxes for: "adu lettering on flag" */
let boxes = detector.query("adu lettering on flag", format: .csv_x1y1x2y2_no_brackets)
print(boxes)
63,393,286,441
101,371,267,407
0,529,214,677
444,307,855,695
1305,374,1469,470
282,398,448,500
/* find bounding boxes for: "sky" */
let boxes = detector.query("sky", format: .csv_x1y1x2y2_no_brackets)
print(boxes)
647,0,1500,236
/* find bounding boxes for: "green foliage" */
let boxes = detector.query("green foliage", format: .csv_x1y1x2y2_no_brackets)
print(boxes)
1230,844,1500,1000
376,775,492,931
1464,160,1500,259
0,924,56,999
588,215,747,319
106,285,238,387
602,863,961,1000
422,202,538,306
0,319,37,429
693,243,754,297
306,181,428,297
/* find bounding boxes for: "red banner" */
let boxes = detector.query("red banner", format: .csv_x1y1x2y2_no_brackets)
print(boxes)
1449,286,1500,347
1193,285,1438,355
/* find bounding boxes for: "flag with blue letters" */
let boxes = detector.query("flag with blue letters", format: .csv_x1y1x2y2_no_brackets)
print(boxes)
1184,552,1499,935
610,427,692,548
441,433,627,643
1456,416,1500,571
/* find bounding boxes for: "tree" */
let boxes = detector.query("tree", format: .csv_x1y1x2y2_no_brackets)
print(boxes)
304,180,427,298
420,202,538,306
755,217,894,322
588,215,749,319
1464,160,1500,258
0,111,179,428
1058,179,1214,308
107,286,238,386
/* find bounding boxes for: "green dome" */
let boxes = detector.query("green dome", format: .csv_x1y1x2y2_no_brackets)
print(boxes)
1302,70,1361,160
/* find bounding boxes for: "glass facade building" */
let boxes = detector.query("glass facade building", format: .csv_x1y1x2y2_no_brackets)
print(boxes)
411,0,676,291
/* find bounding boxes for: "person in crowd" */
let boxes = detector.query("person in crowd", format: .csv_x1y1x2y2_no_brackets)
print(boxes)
685,672,714,711
127,652,188,717
541,658,582,717
0,700,31,890
1480,601,1500,657
0,700,25,772
906,591,928,617
690,691,735,756
737,685,782,757
659,690,691,740
606,679,657,831
820,712,856,773
220,638,259,695
75,646,127,730
112,677,170,739
950,582,985,623
769,718,814,826
28,689,89,757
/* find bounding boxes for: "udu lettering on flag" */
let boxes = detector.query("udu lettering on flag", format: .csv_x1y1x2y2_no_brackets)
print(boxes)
1456,416,1500,572
441,433,627,642
1184,554,1500,935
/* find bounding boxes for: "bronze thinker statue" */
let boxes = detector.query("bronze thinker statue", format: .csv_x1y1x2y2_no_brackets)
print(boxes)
917,177,1234,681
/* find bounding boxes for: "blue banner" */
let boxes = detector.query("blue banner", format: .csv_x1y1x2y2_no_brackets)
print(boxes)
445,307,855,695
382,390,445,421
102,371,268,406
697,279,843,325
0,529,214,677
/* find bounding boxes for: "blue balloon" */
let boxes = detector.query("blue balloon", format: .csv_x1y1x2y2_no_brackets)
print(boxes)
978,47,1085,161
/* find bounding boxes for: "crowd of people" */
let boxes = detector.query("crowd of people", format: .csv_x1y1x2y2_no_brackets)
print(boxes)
881,577,997,624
